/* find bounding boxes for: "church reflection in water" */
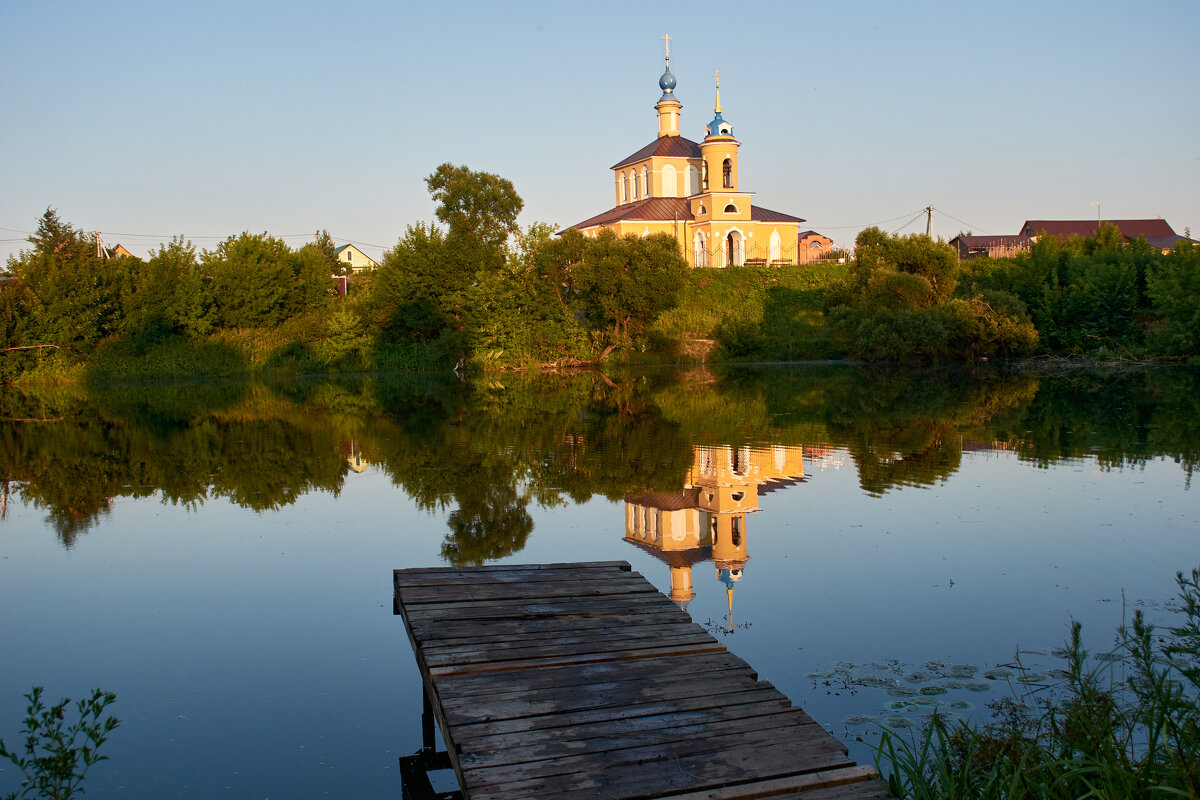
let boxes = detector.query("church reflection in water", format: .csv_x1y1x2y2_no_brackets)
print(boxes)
623,444,807,629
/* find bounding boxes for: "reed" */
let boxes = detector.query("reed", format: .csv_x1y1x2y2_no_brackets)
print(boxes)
877,566,1200,799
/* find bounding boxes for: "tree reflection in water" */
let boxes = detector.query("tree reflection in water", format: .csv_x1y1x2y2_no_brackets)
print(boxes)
0,366,1195,553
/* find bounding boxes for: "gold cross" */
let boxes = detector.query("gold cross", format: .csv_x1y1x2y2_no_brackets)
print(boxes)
714,69,720,88
662,33,671,57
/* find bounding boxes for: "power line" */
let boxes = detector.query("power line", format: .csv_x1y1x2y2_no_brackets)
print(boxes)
890,212,928,235
933,208,993,235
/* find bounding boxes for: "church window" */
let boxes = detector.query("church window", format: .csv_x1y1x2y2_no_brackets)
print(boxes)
619,173,627,204
661,164,677,197
732,517,742,547
724,204,738,214
701,162,709,190
687,165,700,195
722,158,732,188
641,167,649,199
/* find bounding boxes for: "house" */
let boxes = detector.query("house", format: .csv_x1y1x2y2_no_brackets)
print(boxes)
797,230,835,263
948,234,1033,261
334,243,379,273
1019,219,1192,252
104,243,135,259
565,40,827,268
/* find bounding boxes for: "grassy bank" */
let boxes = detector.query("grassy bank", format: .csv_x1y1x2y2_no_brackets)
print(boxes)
655,261,849,361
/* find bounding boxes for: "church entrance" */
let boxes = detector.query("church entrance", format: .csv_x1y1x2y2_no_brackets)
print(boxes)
725,231,743,267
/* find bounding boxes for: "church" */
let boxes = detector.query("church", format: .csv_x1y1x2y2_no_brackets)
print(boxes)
566,38,830,267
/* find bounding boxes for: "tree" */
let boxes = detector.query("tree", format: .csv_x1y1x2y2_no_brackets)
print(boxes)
551,229,688,349
425,163,523,260
369,223,453,342
310,229,342,275
7,209,126,353
202,232,330,329
121,237,209,342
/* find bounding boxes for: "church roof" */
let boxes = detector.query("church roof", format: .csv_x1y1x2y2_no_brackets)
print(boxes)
569,197,693,230
612,136,702,169
753,206,807,224
566,199,806,231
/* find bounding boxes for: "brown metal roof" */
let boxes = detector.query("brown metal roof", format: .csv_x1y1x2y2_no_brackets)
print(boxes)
1019,219,1177,239
612,136,702,169
751,206,806,224
566,200,808,232
566,197,694,230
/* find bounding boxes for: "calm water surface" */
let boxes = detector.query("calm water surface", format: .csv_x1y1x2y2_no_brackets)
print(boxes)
1,366,1196,797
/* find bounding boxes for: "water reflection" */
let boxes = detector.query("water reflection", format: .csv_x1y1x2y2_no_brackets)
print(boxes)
623,444,807,632
1,367,1196,550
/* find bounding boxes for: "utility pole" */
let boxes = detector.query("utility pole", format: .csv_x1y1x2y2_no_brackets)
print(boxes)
1090,201,1101,230
924,206,933,237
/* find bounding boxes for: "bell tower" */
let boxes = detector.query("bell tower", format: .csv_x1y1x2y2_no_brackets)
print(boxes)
700,70,739,191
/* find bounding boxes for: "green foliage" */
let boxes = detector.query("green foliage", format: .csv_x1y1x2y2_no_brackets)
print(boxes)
0,687,119,800
6,209,127,354
877,566,1200,799
202,232,330,329
829,228,1037,361
554,229,689,346
121,236,210,344
425,162,523,259
310,229,342,275
1146,241,1200,356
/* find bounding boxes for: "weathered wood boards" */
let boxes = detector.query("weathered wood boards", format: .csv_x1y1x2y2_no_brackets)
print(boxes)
394,561,889,800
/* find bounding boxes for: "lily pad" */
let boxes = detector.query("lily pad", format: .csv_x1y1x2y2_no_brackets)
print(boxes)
963,682,991,692
919,685,948,696
944,665,978,678
884,716,915,729
885,700,920,713
885,686,918,698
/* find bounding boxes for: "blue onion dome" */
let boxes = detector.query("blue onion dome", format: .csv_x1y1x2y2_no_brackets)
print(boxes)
659,69,677,101
705,111,732,137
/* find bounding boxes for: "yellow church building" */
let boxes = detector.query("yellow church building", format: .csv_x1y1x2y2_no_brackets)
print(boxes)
567,38,818,268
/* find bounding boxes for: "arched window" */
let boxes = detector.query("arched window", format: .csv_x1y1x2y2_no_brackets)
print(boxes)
701,162,709,190
722,158,733,188
723,203,738,214
661,164,677,197
641,167,649,199
620,173,628,204
632,170,639,201
686,165,700,195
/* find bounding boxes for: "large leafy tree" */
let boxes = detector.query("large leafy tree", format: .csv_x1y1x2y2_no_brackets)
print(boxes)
550,229,688,349
425,163,523,259
202,232,329,329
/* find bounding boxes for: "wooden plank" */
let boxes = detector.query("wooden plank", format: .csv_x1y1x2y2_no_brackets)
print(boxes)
449,685,790,742
439,675,780,729
418,617,711,648
407,610,691,643
462,733,854,800
456,697,799,755
397,572,654,599
395,560,631,577
435,650,755,699
422,629,720,668
655,765,881,800
428,640,727,677
457,707,822,770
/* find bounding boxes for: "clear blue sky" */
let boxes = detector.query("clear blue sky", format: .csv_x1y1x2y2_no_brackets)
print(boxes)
3,0,1197,264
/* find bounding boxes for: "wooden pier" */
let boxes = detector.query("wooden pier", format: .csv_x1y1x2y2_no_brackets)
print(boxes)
393,561,888,800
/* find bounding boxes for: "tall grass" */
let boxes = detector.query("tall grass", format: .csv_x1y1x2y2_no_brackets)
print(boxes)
877,567,1200,799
